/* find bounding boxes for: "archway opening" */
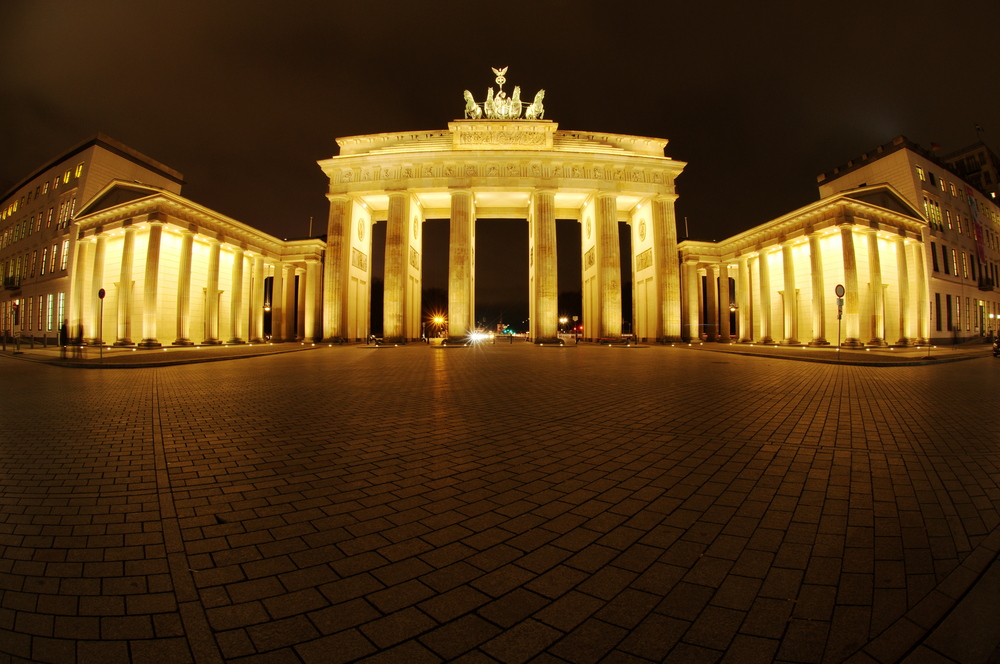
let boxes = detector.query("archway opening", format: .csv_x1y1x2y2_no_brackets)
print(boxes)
475,219,528,333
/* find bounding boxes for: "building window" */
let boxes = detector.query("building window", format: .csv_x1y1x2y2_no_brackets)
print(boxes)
917,166,925,181
63,170,70,184
74,163,84,178
929,172,938,187
37,295,42,331
40,247,47,275
962,252,969,279
31,251,36,276
940,178,946,191
43,182,49,195
931,242,939,271
60,240,69,270
957,216,963,234
951,249,958,277
946,294,953,331
58,293,65,330
945,210,952,229
942,245,950,274
47,208,53,227
47,295,53,331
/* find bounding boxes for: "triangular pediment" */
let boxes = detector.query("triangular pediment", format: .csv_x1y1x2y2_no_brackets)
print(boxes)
841,185,923,220
75,181,163,217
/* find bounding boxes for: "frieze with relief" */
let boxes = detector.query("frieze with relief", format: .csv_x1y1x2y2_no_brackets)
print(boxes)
351,248,368,271
636,248,652,272
585,247,595,269
409,247,420,270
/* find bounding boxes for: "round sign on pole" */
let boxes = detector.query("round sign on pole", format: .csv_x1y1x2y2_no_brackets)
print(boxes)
98,288,106,299
834,284,845,298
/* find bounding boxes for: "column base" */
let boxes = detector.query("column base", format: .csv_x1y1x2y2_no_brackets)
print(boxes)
200,339,223,345
759,336,774,344
868,338,888,347
895,337,912,346
840,338,864,348
227,338,245,345
113,339,134,347
137,339,161,349
173,338,194,346
780,339,800,345
249,337,265,344
808,339,830,346
738,337,753,344
84,338,105,346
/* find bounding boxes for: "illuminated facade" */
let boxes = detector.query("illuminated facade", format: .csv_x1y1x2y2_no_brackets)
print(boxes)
317,121,686,343
0,135,324,347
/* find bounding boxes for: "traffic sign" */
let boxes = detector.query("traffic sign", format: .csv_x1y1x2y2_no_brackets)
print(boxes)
834,284,845,298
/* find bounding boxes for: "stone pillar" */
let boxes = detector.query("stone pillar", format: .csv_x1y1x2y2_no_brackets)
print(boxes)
384,193,408,342
532,190,558,342
895,236,911,345
841,225,862,346
684,260,699,341
808,232,828,345
322,196,350,342
718,264,731,342
174,230,194,345
867,229,886,346
88,235,106,344
595,193,621,339
228,248,245,343
296,268,306,340
653,196,682,342
911,241,930,343
115,226,136,345
203,239,221,344
284,264,296,341
737,255,751,342
138,221,163,348
758,249,773,343
704,265,718,341
250,255,264,343
304,259,320,342
781,241,798,344
270,260,285,342
448,190,474,340
70,239,89,344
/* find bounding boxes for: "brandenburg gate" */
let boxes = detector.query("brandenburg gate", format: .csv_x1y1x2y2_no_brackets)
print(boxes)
318,69,686,343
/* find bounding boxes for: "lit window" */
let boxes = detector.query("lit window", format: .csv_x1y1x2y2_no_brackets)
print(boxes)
50,243,58,273
75,163,83,178
47,208,53,227
962,252,969,278
58,293,65,330
53,177,58,190
43,182,49,195
950,183,957,196
945,210,952,229
951,249,958,276
41,247,47,275
47,294,52,330
30,251,36,277
60,240,69,270
63,170,70,184
957,216,963,234
917,166,925,181
37,295,42,331
940,178,946,191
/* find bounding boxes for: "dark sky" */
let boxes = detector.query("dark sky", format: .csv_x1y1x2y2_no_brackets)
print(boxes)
2,0,999,307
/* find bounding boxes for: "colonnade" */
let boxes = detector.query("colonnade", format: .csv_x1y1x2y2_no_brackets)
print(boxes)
683,220,930,346
66,219,323,348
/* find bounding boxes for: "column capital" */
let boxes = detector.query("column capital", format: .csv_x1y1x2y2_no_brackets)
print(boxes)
652,193,679,204
326,193,350,203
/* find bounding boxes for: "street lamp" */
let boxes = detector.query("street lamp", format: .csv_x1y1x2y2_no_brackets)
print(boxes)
559,316,568,334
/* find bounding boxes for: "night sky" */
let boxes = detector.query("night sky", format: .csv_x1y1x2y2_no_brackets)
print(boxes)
2,1,998,322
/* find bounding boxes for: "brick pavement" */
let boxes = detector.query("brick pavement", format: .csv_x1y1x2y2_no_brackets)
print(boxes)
1,344,999,663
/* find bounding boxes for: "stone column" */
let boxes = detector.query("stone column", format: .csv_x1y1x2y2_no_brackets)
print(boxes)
115,226,136,345
911,241,930,343
718,264,731,342
758,249,773,343
70,239,89,344
704,265,718,341
296,268,306,340
174,230,194,345
88,235,106,344
684,260,699,341
304,259,319,342
867,229,886,346
781,241,798,344
228,248,245,343
270,260,284,342
138,221,163,348
322,196,350,342
653,195,682,342
284,264,296,341
532,190,558,342
808,232,828,345
841,225,862,346
737,255,751,342
250,255,264,343
448,190,474,340
384,193,408,342
203,239,221,344
595,193,621,339
895,236,911,345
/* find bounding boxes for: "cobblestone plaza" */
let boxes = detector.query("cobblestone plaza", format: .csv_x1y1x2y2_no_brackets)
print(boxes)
1,345,999,663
